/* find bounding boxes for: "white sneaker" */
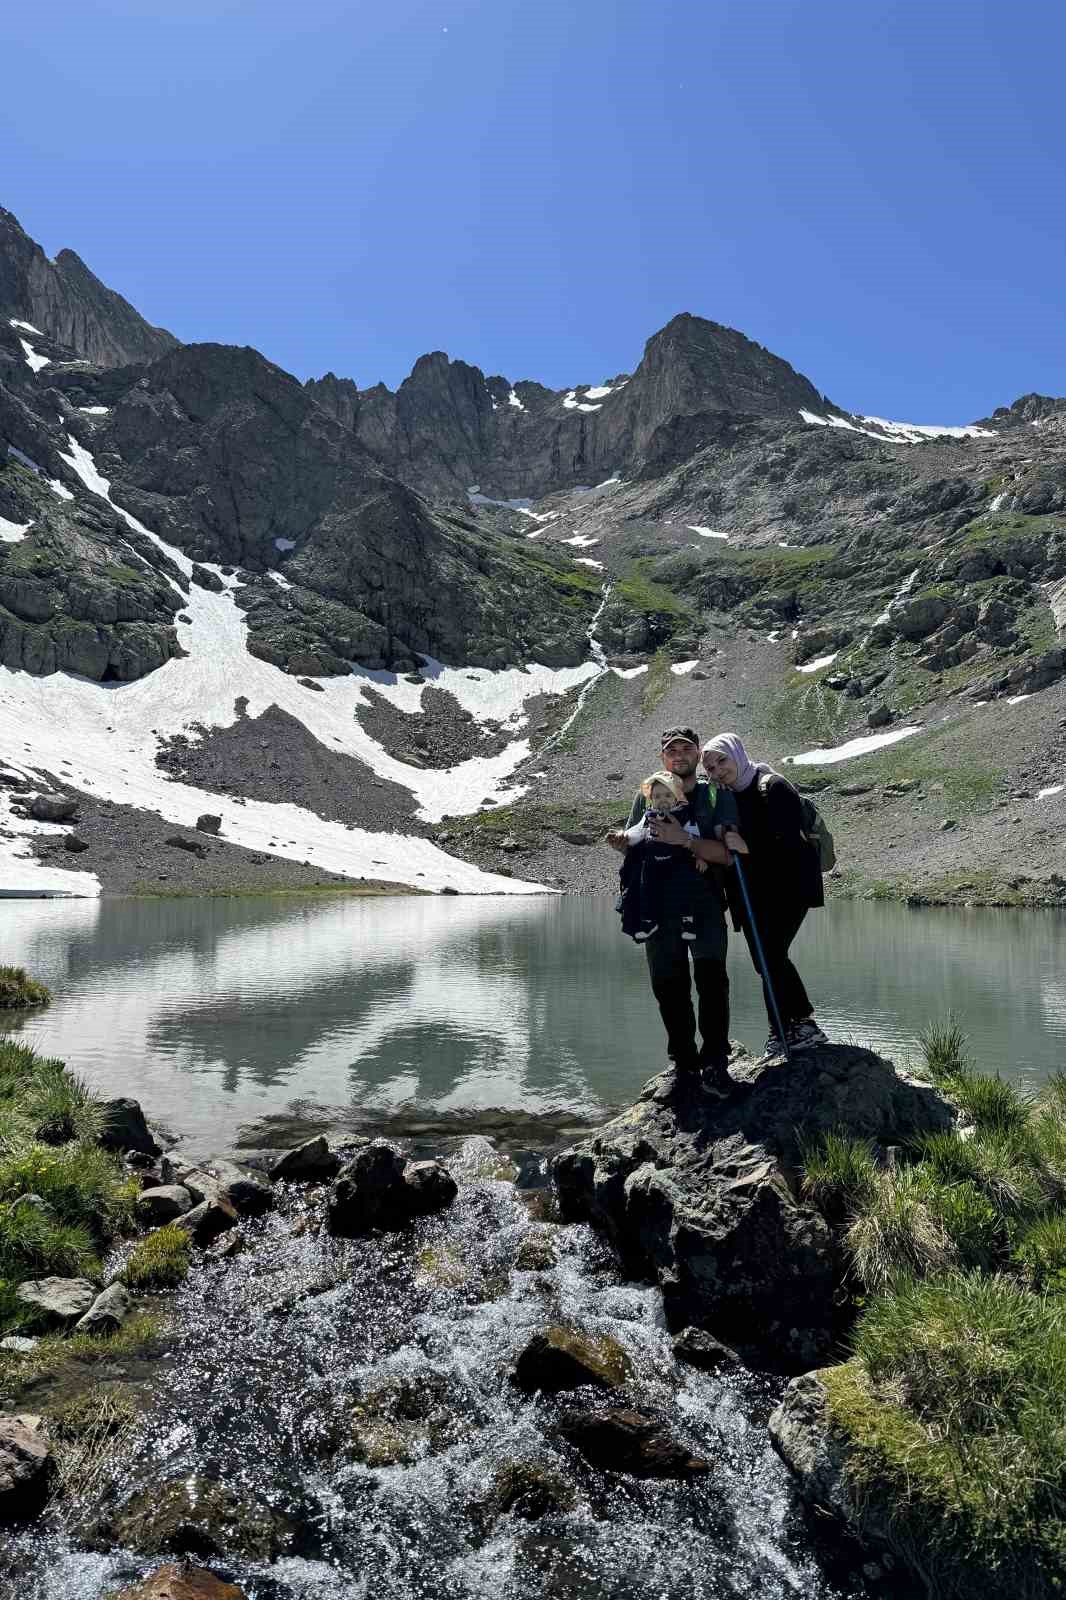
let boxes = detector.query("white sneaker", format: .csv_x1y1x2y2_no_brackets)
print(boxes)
759,1033,785,1062
788,1018,828,1050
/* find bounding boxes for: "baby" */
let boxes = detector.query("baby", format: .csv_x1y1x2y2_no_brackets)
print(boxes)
622,770,707,943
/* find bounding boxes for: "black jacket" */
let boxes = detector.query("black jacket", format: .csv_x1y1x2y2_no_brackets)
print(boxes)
729,770,824,921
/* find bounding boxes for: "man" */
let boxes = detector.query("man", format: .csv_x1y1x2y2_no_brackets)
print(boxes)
608,727,740,1097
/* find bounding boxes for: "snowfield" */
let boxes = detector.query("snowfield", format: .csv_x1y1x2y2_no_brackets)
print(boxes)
0,439,606,896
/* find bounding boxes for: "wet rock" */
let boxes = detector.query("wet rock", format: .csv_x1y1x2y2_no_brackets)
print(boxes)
402,1159,459,1216
74,1282,130,1334
15,1276,96,1328
271,1135,341,1182
100,1097,160,1158
178,1163,273,1218
479,1459,577,1525
174,1197,238,1247
28,792,78,822
327,1143,457,1235
195,813,222,835
348,1371,464,1467
557,1409,709,1478
513,1326,632,1393
553,1045,953,1369
136,1185,194,1224
514,1230,558,1272
106,1563,249,1600
0,1413,52,1521
97,1475,295,1561
672,1327,740,1369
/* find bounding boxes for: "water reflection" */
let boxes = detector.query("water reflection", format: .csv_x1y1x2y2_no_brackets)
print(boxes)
4,895,1065,1151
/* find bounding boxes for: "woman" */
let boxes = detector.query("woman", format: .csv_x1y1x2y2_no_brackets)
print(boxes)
701,733,827,1061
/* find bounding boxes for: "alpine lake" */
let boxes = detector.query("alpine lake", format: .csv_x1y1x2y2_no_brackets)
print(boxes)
5,892,1064,1600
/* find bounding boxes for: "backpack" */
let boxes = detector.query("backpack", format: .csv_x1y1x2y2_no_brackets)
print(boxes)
757,772,837,873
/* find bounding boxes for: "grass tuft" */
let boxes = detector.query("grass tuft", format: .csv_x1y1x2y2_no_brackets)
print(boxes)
121,1224,191,1290
800,1131,880,1223
0,967,51,1008
845,1167,956,1291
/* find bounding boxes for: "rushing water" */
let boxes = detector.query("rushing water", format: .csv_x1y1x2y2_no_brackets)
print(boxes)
9,1155,894,1600
3,895,1064,1155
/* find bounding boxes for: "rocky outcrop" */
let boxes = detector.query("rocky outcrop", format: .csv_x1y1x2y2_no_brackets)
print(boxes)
74,1283,130,1334
512,1326,632,1393
552,1046,953,1369
557,1408,709,1479
93,1475,295,1562
0,208,178,367
15,1276,97,1328
100,1098,160,1157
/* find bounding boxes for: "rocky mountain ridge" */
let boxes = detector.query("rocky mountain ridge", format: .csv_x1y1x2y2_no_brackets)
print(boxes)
1,203,1065,900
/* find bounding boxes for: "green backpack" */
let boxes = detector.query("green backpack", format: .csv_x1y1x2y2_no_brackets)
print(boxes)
758,772,837,873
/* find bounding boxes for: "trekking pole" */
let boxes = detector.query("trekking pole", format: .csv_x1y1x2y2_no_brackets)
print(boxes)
732,854,791,1061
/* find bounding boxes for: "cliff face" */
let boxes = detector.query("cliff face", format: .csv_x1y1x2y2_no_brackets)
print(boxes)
0,208,178,368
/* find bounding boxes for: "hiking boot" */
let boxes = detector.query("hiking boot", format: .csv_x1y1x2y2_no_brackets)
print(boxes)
700,1061,736,1101
758,1033,786,1064
788,1018,828,1051
681,914,696,943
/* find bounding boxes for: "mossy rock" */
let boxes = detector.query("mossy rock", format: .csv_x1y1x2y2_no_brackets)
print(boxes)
96,1474,296,1561
513,1325,632,1393
0,966,51,1010
348,1370,465,1467
514,1231,558,1272
480,1459,576,1526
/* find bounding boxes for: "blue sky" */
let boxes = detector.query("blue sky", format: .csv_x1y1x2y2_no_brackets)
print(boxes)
3,0,1063,419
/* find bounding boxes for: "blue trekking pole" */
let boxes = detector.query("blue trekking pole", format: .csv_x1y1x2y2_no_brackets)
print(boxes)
732,854,791,1061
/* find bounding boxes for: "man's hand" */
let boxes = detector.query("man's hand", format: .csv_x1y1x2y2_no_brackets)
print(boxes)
647,813,688,848
723,828,749,856
606,829,629,854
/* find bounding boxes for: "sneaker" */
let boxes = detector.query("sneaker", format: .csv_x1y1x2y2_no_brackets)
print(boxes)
681,916,696,943
634,922,659,943
788,1018,828,1051
758,1033,786,1063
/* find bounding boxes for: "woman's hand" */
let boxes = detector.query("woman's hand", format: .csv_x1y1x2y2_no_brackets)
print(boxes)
647,813,688,848
723,828,749,856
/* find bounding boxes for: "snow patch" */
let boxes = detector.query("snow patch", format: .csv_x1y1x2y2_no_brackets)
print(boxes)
574,558,603,570
688,526,728,540
800,408,995,445
9,318,44,336
19,339,49,374
797,653,837,674
563,391,602,413
670,660,698,676
79,406,111,416
1007,694,1033,706
988,491,1007,514
562,534,599,548
1037,784,1064,800
789,727,922,766
583,385,614,400
269,570,293,590
507,390,525,411
274,537,296,552
0,517,30,543
49,479,73,501
612,664,648,679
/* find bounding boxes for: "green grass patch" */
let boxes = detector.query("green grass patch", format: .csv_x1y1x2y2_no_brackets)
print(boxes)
616,558,692,618
0,966,51,1008
440,797,627,850
0,1202,99,1283
640,648,674,717
799,1131,880,1224
121,1224,191,1290
0,1141,138,1247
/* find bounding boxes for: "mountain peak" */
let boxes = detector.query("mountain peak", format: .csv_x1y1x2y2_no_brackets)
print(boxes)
638,312,824,418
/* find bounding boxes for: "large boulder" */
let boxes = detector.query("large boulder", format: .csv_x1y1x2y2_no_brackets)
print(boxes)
326,1143,457,1237
100,1097,160,1157
15,1277,96,1329
0,1413,53,1521
552,1045,953,1369
173,1197,238,1247
106,1565,248,1600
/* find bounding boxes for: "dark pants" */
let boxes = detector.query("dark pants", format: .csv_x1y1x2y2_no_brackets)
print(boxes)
741,901,813,1033
645,928,730,1071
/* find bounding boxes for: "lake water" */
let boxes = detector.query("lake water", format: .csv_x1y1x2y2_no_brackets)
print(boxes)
4,894,1064,1154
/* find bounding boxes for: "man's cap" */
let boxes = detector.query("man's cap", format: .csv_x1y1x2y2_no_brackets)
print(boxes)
660,725,700,750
